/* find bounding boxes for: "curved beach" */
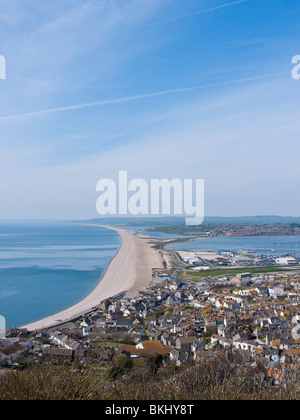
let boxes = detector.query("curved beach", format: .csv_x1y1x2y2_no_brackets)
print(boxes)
22,225,163,331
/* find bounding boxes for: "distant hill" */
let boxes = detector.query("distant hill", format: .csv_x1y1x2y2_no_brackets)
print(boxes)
79,215,300,227
202,215,300,225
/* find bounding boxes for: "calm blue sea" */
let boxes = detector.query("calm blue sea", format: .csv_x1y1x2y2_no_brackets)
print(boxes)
166,235,300,256
0,222,120,328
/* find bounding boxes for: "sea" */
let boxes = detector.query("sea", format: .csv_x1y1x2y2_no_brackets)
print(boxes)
0,222,120,329
165,235,300,256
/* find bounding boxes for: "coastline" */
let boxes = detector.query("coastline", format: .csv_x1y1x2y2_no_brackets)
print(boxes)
21,225,163,331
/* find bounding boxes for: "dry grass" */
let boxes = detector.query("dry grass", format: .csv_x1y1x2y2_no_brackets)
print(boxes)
1,356,300,400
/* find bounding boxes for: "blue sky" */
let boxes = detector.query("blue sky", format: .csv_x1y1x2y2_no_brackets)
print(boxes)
0,0,299,219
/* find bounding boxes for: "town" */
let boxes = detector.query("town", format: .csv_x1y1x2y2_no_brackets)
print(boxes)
1,245,300,387
147,221,300,238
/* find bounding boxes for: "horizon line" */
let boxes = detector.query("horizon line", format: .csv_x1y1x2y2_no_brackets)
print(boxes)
0,214,299,222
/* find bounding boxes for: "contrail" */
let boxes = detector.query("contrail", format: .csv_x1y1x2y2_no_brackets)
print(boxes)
0,70,289,123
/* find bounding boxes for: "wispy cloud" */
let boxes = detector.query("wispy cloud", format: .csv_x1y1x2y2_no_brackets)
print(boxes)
153,0,250,24
0,0,28,26
0,69,289,123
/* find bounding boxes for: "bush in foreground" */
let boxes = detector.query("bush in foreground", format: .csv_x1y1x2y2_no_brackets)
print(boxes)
1,356,300,400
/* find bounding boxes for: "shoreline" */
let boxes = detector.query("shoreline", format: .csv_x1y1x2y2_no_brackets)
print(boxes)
22,225,163,331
